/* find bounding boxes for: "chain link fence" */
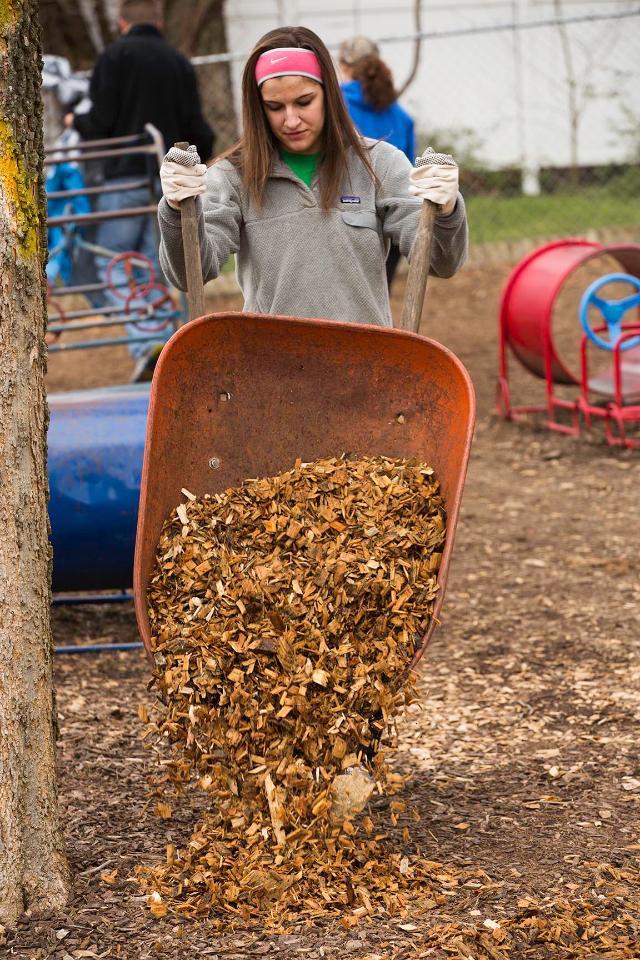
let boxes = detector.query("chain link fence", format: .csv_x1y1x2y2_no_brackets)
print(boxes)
402,9,640,257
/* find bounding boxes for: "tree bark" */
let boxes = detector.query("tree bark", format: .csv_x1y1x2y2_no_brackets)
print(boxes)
0,0,70,927
39,0,115,67
163,0,238,152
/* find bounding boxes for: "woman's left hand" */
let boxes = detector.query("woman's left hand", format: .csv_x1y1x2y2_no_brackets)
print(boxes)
408,151,459,216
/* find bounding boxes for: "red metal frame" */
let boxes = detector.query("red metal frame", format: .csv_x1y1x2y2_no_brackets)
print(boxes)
122,282,178,332
577,325,640,449
105,250,156,302
497,240,640,449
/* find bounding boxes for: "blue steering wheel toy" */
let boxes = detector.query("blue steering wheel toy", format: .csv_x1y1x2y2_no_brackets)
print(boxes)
580,273,640,352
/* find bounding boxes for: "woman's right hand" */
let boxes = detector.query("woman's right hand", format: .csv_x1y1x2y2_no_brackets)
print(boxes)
160,145,207,210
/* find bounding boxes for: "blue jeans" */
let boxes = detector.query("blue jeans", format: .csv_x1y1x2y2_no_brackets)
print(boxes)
96,179,173,361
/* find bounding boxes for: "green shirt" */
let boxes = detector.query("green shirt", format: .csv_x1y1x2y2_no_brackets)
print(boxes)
279,150,321,188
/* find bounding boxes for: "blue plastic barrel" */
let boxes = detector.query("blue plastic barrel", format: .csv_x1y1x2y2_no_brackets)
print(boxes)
48,383,150,592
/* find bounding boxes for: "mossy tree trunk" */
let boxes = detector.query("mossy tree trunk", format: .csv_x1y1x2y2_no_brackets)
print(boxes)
0,0,70,928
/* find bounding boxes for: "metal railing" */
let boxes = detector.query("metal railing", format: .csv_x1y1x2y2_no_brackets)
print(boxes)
46,123,183,355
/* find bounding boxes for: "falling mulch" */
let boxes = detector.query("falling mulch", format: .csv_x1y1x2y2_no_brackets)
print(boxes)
139,455,451,925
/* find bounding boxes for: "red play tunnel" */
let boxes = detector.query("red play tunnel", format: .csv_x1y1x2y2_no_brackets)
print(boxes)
499,239,640,385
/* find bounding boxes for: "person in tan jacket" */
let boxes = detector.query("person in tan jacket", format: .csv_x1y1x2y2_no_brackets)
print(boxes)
157,26,467,328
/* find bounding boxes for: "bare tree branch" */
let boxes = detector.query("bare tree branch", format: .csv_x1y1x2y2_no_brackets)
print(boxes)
396,0,422,97
39,0,114,65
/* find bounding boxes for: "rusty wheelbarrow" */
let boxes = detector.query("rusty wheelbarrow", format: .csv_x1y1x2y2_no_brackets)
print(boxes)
133,310,475,667
134,169,474,665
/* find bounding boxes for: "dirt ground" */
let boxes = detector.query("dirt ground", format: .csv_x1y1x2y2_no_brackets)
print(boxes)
6,260,639,958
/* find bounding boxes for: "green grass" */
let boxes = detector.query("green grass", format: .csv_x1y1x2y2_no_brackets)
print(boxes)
466,186,640,244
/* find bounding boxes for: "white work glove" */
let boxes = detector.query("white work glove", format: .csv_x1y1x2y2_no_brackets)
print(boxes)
160,144,207,211
408,148,459,216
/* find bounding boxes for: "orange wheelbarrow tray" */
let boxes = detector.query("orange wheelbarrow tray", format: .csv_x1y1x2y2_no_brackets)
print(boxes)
133,312,475,668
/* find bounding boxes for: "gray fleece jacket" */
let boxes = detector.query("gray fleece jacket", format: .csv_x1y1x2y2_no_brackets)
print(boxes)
158,138,468,327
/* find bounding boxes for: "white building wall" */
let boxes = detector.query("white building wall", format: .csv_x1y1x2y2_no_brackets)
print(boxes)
224,0,640,170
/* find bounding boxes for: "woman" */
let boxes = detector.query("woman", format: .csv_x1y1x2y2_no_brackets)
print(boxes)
338,36,415,287
158,26,467,329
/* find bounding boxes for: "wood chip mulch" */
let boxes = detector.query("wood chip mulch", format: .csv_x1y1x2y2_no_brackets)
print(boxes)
138,455,452,926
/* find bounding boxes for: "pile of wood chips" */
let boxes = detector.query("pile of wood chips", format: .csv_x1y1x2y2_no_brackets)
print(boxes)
138,455,450,924
408,863,640,959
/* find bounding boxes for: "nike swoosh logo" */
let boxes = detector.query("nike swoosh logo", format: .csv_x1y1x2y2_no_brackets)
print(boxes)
270,56,288,63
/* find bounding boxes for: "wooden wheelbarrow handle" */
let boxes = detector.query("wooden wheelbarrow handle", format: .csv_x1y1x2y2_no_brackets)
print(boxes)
398,199,437,334
174,141,205,323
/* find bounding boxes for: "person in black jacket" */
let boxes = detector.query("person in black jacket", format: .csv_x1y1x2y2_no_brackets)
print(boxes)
66,0,215,380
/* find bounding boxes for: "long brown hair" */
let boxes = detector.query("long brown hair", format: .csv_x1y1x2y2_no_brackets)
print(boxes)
221,26,376,211
352,54,397,111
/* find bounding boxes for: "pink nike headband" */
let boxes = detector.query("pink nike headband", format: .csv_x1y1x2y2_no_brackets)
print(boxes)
255,47,323,87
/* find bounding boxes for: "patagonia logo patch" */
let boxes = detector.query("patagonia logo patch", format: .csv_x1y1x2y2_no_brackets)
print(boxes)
340,195,361,204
